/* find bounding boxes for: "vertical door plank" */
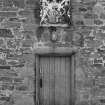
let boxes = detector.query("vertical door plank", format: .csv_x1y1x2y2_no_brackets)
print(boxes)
39,57,43,105
48,57,50,105
35,56,40,105
49,56,55,105
55,57,61,105
42,57,50,105
65,57,71,105
71,55,75,105
60,57,66,105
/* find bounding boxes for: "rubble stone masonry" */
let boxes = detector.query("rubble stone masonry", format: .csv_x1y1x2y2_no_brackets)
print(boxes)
0,0,105,105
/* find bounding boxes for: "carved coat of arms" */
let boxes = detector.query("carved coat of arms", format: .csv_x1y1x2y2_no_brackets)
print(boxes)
40,0,71,27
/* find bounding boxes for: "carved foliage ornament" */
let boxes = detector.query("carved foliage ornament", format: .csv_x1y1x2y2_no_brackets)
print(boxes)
40,0,71,27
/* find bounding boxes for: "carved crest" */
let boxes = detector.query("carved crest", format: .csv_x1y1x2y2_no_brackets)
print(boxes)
40,0,71,27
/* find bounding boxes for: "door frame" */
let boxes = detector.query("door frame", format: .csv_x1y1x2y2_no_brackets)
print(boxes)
34,47,77,105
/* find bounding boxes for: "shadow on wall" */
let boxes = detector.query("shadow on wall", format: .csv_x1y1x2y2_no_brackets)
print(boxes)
33,0,41,24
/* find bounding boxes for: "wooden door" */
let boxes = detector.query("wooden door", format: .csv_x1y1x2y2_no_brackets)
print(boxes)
39,55,74,105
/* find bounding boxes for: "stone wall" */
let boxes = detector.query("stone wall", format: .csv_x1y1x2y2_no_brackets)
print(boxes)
0,0,105,105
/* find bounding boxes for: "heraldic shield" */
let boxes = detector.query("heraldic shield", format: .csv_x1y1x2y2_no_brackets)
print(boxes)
40,0,71,27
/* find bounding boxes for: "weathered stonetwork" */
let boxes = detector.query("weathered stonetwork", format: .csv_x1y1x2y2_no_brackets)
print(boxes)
0,0,105,105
